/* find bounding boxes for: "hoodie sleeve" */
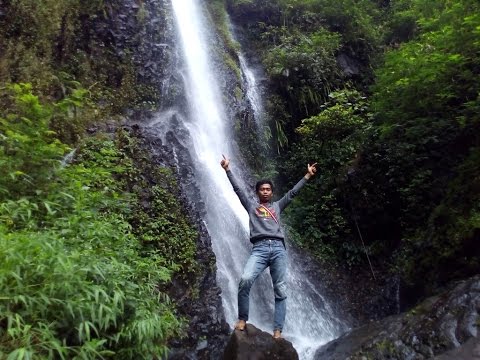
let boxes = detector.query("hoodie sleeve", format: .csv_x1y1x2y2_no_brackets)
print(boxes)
226,170,252,211
276,177,307,212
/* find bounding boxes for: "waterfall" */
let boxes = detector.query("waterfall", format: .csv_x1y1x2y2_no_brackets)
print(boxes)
238,54,264,126
167,0,349,358
60,148,76,167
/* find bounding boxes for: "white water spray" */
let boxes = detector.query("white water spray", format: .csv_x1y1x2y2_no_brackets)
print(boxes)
238,54,264,126
169,0,348,358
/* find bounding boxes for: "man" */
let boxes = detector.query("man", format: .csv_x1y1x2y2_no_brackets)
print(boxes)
220,154,317,339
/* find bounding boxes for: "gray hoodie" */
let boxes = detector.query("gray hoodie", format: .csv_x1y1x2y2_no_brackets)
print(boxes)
226,170,307,243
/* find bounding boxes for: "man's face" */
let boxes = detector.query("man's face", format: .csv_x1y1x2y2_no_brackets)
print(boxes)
257,184,273,203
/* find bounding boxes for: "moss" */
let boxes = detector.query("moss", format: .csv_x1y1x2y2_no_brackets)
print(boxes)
207,0,241,54
207,0,242,81
113,129,200,278
224,54,242,81
370,339,399,357
234,86,244,101
136,1,149,25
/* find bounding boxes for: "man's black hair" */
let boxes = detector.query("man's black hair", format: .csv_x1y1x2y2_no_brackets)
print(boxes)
255,179,274,192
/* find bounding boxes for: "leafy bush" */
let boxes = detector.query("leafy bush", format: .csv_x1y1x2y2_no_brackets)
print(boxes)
263,28,342,115
271,0,479,275
281,90,371,263
368,0,480,241
0,84,199,358
0,83,70,201
0,227,179,359
343,0,480,291
0,0,162,125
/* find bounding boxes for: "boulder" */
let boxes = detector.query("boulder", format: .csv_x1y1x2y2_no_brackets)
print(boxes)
315,275,480,359
223,324,299,360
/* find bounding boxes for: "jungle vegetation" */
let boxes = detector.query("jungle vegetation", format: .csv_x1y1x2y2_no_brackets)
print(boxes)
226,0,480,302
0,1,197,358
0,0,479,357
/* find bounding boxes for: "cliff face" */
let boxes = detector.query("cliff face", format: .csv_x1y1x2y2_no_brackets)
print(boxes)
135,125,232,359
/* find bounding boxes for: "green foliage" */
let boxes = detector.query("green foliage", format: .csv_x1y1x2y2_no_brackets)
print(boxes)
281,90,371,263
0,0,102,92
397,147,480,290
0,86,201,357
340,0,479,291
0,141,182,358
228,0,382,63
369,0,480,226
0,0,202,356
264,94,292,154
207,0,242,81
297,90,369,138
69,131,199,276
129,169,199,275
0,83,70,200
259,0,480,296
224,54,242,81
207,0,241,53
0,227,178,359
263,27,342,115
282,0,382,50
227,0,385,161
0,0,161,124
383,0,418,44
373,11,480,123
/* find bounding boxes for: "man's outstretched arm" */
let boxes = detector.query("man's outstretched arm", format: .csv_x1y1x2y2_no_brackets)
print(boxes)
277,163,317,212
221,154,251,210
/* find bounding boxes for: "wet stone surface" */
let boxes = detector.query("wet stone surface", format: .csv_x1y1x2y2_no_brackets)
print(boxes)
314,275,480,360
137,125,231,359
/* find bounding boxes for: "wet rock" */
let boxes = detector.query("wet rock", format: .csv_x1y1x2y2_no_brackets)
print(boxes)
223,324,299,360
196,340,208,351
434,336,480,360
314,275,480,360
138,125,231,359
81,0,179,115
77,0,232,356
336,53,361,77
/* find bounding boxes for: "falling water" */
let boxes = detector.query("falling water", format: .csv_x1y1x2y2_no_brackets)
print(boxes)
167,0,349,358
238,54,264,126
60,148,76,167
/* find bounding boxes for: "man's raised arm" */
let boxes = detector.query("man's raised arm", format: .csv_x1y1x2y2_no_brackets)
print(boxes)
277,163,317,212
221,155,251,211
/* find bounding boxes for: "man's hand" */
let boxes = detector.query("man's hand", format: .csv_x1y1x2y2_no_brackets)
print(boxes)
305,163,317,180
220,154,230,171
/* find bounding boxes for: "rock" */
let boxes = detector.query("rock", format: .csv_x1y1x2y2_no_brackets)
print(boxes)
336,53,361,76
140,125,231,358
315,275,480,360
223,324,299,360
196,340,208,351
434,336,480,360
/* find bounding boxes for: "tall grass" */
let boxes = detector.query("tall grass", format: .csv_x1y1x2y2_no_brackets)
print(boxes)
0,84,184,359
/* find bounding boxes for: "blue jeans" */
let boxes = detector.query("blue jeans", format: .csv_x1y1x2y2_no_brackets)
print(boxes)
238,239,287,331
